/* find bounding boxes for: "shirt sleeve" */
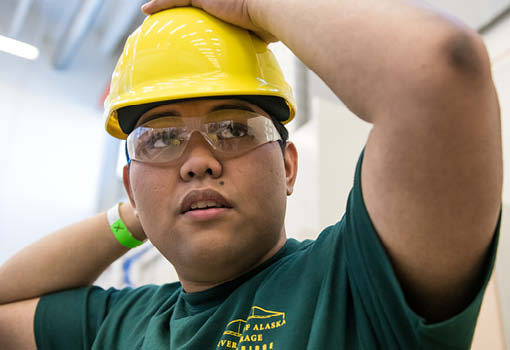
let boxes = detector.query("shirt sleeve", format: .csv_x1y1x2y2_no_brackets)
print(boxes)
34,286,139,350
341,149,500,349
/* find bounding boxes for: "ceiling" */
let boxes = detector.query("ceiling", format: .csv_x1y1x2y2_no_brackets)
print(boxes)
0,0,147,69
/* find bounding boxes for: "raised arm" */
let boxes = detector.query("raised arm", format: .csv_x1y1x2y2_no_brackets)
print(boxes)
0,203,145,349
143,0,502,321
254,0,502,321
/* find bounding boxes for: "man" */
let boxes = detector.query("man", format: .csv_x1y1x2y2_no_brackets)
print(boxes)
0,0,502,349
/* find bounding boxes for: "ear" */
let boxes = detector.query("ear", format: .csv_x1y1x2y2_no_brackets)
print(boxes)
122,165,138,215
283,142,298,196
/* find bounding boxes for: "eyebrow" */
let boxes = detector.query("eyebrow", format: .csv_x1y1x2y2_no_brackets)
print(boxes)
209,104,256,113
138,103,256,126
136,110,179,126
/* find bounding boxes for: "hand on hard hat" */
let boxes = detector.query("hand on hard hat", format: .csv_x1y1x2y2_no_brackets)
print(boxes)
141,0,276,42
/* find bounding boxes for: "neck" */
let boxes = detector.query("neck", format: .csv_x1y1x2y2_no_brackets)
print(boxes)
179,234,287,293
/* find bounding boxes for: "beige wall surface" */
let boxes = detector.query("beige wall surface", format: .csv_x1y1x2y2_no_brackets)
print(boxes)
495,207,510,348
472,278,505,349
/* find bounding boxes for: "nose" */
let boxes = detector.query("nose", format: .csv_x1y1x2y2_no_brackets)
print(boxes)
179,132,222,181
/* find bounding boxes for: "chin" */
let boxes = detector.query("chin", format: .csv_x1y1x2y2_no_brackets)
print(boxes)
169,230,271,279
190,232,258,262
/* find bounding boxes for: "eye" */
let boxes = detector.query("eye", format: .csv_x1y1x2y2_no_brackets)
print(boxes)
216,122,249,139
140,128,185,150
153,137,176,148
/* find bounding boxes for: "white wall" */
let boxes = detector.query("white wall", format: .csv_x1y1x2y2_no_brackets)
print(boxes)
0,37,115,264
425,0,510,29
284,117,320,240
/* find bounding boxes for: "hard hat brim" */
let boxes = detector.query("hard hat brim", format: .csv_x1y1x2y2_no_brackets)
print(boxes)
117,95,291,135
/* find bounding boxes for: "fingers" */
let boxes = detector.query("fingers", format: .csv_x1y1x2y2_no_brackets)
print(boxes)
139,0,277,42
141,0,192,15
141,1,157,15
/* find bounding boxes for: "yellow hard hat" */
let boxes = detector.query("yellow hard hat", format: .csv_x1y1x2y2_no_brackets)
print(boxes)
104,7,296,139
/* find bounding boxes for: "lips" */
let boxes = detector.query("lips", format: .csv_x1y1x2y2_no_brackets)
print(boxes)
180,189,232,214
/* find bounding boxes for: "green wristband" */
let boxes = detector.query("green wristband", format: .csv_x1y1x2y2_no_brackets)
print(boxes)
107,203,144,248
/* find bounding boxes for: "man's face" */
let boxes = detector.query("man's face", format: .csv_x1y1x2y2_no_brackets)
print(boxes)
123,98,298,290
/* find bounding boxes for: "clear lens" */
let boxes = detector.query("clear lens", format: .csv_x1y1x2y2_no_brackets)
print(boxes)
128,126,188,163
127,110,281,163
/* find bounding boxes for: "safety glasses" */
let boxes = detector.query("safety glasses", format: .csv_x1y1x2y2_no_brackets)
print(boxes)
126,109,282,163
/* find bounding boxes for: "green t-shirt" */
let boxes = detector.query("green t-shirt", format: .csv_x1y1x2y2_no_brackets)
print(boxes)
35,152,500,350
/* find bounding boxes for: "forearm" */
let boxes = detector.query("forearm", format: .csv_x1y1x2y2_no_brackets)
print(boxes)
250,0,490,122
0,203,143,305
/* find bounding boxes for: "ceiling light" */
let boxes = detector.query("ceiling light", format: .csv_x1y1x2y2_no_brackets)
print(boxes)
0,34,39,60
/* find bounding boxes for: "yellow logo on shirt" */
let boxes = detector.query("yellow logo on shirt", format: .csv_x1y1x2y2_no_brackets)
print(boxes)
217,306,286,350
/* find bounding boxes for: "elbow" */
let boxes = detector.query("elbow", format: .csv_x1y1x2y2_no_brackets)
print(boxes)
402,28,496,109
440,28,492,81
